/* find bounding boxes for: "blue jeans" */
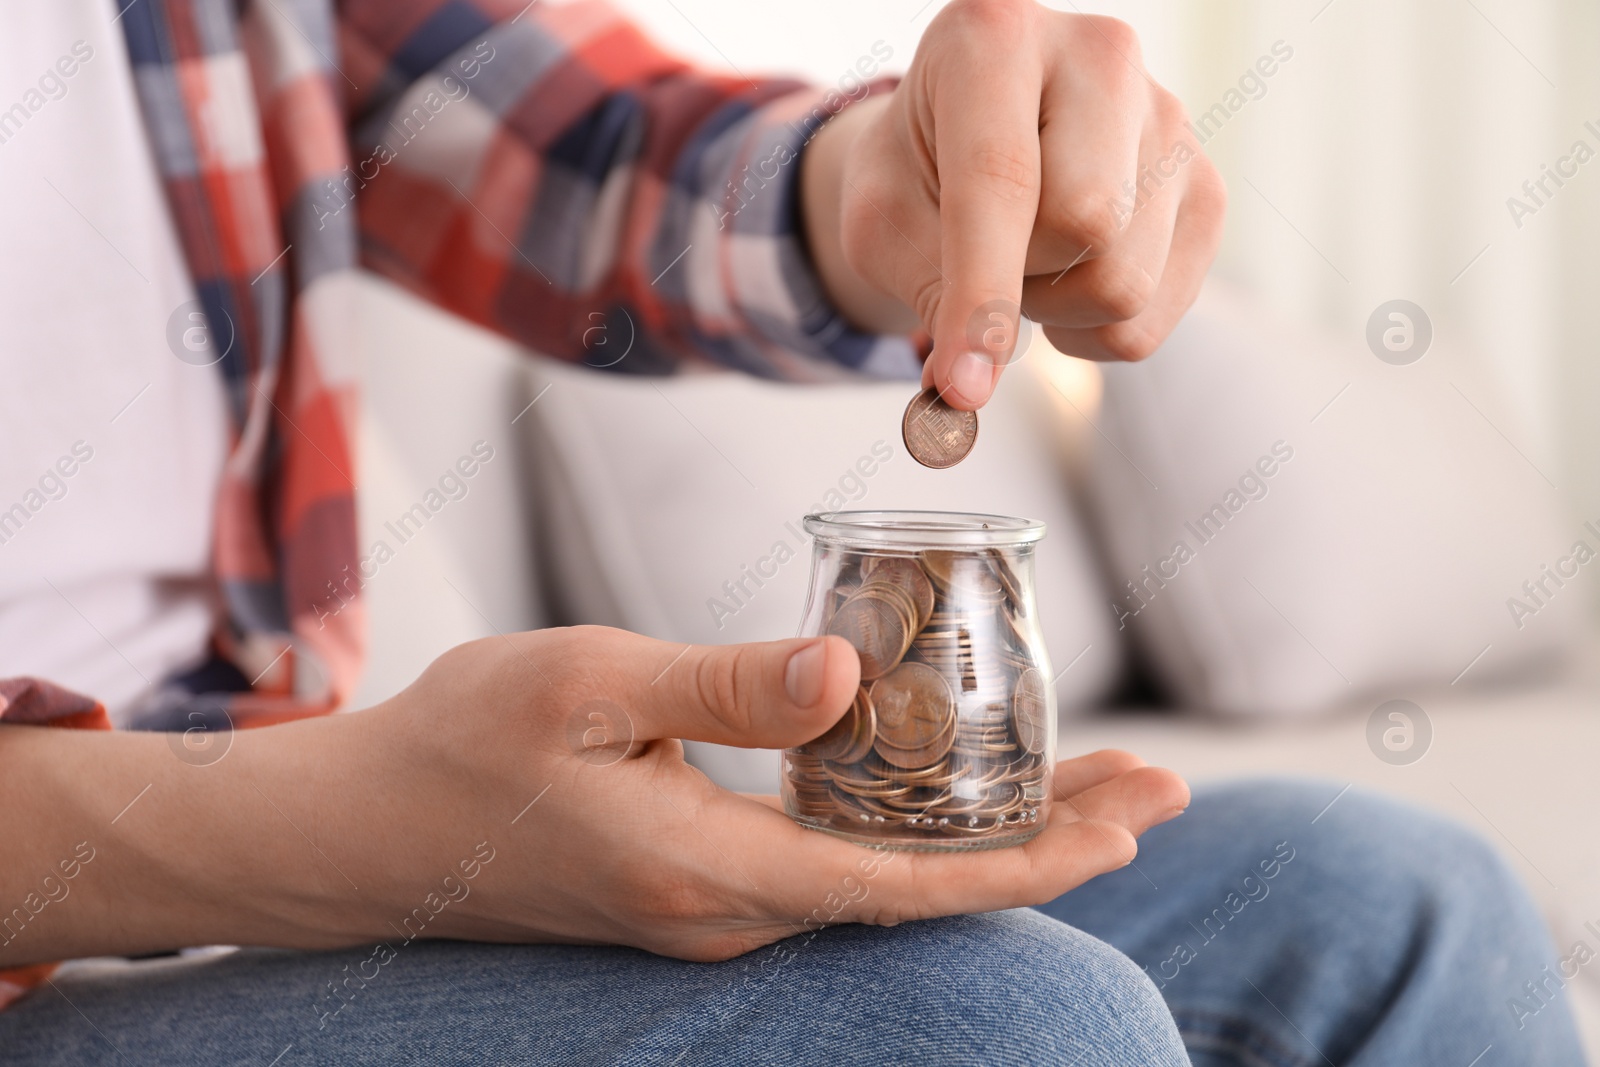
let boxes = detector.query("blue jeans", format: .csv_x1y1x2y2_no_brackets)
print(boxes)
0,781,1584,1065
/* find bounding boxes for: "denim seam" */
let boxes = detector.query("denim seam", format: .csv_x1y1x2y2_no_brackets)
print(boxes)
1174,1007,1323,1067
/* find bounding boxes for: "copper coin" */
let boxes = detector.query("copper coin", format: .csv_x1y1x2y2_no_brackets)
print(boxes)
992,553,1026,612
828,767,914,800
920,551,1000,601
948,560,1003,600
838,686,878,764
877,720,957,771
882,762,961,789
871,662,956,758
1003,610,1036,658
823,759,887,791
1012,667,1049,756
828,592,911,680
921,550,957,593
806,689,865,761
902,387,978,469
862,557,936,632
858,554,893,579
859,580,921,639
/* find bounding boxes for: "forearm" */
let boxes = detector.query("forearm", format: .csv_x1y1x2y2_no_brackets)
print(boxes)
345,2,922,381
0,714,388,968
800,93,918,337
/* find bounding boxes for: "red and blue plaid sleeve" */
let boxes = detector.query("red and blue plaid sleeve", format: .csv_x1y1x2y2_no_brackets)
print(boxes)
336,0,920,381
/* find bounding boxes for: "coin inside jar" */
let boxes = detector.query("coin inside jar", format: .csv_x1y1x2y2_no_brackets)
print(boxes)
870,662,957,768
902,387,978,469
784,518,1052,850
1012,667,1049,757
806,686,875,762
826,591,912,680
862,555,935,631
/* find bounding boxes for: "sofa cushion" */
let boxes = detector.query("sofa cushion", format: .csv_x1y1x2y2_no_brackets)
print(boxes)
1083,279,1587,717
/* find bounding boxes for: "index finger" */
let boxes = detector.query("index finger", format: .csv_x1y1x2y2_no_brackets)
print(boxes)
922,7,1045,411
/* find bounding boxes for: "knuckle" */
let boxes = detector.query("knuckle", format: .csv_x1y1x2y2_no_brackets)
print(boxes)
1083,258,1156,321
424,638,481,680
1041,192,1122,255
563,622,627,648
964,142,1039,203
909,273,947,331
1078,15,1142,62
1188,155,1229,222
542,625,621,689
541,624,609,662
939,0,1034,37
1151,86,1190,131
1098,318,1162,362
692,648,753,734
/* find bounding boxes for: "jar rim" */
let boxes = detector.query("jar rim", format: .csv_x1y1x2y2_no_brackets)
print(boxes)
803,510,1045,548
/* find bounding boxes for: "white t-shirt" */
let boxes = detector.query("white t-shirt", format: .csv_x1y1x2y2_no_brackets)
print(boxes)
0,2,228,724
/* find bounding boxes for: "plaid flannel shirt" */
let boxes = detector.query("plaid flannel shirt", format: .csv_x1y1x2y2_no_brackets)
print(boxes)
0,0,915,1008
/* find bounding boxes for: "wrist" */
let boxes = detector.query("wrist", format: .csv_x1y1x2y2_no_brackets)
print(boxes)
60,712,392,958
800,92,918,335
209,711,394,947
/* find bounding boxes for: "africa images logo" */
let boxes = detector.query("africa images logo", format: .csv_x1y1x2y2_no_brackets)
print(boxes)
1365,299,1432,366
166,299,235,367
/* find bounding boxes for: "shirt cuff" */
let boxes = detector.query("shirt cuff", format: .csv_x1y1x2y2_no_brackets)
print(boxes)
672,78,922,382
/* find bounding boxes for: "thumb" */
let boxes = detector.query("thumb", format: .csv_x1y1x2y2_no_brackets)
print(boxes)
637,635,861,749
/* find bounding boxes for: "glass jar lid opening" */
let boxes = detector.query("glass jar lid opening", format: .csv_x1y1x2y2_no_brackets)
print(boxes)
803,510,1045,548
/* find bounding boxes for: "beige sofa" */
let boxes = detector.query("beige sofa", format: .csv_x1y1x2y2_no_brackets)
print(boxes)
351,274,1600,1060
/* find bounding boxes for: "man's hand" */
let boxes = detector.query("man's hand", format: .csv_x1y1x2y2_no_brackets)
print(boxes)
0,626,1186,967
802,0,1226,410
372,626,1188,962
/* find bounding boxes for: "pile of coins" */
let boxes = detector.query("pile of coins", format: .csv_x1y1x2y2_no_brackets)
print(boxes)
785,548,1050,847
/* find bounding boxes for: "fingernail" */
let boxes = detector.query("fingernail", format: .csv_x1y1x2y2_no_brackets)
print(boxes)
948,350,993,407
785,639,828,708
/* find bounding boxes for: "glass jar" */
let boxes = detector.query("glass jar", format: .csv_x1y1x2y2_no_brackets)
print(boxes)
782,511,1055,851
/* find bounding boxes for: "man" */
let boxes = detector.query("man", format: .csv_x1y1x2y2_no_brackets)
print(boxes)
0,1,1583,1063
